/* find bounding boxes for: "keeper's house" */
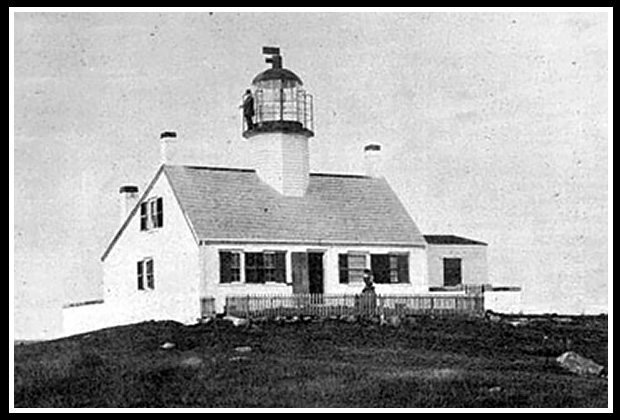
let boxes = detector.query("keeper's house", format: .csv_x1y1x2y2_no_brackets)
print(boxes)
62,47,519,336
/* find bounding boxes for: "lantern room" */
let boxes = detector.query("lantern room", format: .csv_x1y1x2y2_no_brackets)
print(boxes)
242,47,314,138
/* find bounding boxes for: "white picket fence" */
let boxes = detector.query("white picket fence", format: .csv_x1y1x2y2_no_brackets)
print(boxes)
217,293,484,319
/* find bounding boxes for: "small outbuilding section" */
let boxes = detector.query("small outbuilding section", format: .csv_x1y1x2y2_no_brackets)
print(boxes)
424,234,521,313
424,235,488,290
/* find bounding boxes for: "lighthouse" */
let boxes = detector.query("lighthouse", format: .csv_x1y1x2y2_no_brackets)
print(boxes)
242,47,314,197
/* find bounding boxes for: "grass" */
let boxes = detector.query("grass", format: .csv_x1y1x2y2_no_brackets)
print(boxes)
13,314,608,408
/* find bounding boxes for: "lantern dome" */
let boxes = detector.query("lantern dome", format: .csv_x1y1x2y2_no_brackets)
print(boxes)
252,67,303,86
241,47,314,139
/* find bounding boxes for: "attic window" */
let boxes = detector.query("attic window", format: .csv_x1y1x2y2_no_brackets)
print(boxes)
140,197,163,231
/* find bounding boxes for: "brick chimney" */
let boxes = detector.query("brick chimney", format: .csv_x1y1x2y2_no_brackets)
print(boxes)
160,131,178,165
364,143,383,178
119,185,139,223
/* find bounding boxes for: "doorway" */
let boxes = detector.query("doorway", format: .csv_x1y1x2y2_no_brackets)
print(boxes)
291,252,324,294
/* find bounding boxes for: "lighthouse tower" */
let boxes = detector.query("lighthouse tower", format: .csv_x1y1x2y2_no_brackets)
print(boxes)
242,47,314,197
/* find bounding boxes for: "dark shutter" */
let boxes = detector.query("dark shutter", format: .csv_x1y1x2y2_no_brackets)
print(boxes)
245,253,256,284
140,202,148,231
156,197,163,228
137,260,144,290
338,254,349,284
371,254,390,284
397,254,409,283
220,251,232,284
256,253,265,283
274,251,286,283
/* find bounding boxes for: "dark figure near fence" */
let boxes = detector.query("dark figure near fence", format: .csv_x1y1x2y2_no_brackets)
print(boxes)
357,269,377,315
362,269,375,293
241,89,255,130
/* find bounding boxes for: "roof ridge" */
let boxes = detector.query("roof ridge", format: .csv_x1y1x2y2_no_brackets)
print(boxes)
309,172,370,179
167,166,373,178
165,164,255,173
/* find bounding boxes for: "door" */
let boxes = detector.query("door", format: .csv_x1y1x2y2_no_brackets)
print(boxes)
443,258,462,287
291,252,309,294
308,252,324,295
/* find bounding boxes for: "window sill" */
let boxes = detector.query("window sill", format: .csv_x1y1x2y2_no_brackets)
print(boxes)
141,227,163,234
340,282,411,287
219,282,290,287
375,283,412,286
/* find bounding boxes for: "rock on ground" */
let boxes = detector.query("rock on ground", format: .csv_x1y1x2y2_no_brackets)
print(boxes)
160,342,176,350
556,351,605,377
223,315,250,327
179,356,203,369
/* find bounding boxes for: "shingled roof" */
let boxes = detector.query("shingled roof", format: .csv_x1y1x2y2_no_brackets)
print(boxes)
164,165,425,246
423,235,487,246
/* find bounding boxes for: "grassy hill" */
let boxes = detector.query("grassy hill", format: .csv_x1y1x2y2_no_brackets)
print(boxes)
13,315,608,408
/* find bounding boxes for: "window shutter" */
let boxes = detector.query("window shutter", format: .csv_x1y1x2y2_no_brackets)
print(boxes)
274,251,286,283
137,260,144,290
338,254,349,284
220,251,232,284
371,254,390,284
156,197,163,228
397,254,409,284
140,202,148,231
256,253,265,284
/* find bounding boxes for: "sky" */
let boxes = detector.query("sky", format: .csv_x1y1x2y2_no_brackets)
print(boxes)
12,11,609,339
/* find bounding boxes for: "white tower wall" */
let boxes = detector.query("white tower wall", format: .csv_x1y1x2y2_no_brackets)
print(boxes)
250,131,309,197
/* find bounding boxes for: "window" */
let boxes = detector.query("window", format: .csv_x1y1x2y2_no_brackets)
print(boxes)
339,253,409,284
245,252,263,284
140,197,163,231
244,251,286,284
146,259,154,289
338,253,368,284
371,253,409,284
443,258,462,287
263,252,276,283
219,251,241,283
137,258,155,290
